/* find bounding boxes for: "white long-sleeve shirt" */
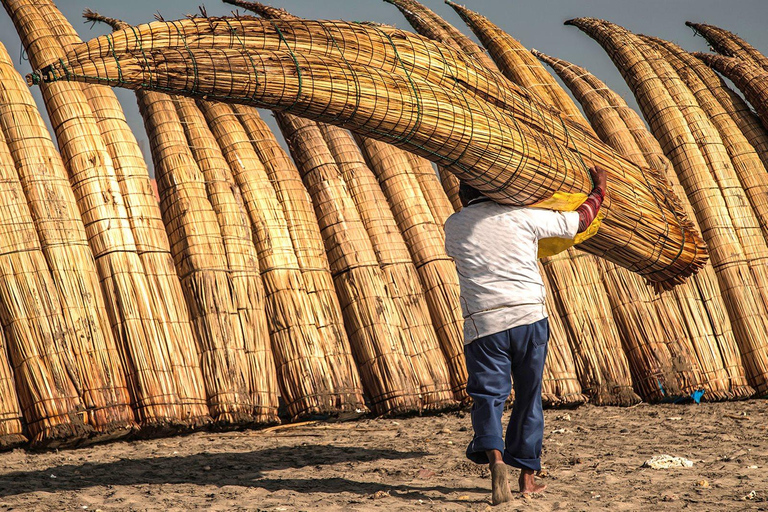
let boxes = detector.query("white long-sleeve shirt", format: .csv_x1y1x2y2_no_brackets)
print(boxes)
444,200,579,344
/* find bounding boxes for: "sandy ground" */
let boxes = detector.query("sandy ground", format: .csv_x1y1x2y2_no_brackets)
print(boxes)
0,401,767,511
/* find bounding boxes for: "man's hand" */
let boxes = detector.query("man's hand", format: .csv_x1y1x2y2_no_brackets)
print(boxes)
588,165,607,192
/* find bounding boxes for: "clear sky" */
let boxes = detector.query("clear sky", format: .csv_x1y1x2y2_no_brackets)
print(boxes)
1,0,766,176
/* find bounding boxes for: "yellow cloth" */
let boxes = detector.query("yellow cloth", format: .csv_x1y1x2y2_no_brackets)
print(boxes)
533,191,606,258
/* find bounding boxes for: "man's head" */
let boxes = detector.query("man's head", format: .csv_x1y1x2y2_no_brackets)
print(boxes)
459,182,485,207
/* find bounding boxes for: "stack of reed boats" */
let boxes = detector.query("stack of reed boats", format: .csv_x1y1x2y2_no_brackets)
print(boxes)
0,0,764,451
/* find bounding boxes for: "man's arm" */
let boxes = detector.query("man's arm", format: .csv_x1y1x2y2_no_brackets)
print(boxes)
576,166,607,233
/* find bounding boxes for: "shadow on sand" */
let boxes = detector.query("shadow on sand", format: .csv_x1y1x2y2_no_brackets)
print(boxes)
0,444,486,503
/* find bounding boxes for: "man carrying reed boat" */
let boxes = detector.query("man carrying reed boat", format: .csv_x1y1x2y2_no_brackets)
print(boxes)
445,166,607,504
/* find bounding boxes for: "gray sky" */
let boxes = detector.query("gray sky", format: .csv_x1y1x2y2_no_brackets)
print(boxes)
1,0,766,177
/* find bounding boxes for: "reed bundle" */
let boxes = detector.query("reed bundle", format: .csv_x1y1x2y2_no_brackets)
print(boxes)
694,53,768,135
86,3,276,429
0,37,135,443
437,169,462,213
643,37,768,242
448,4,641,404
686,22,768,72
540,266,588,407
30,16,707,287
322,126,457,410
355,136,468,401
536,51,753,400
4,0,212,431
568,18,768,395
277,113,424,416
0,324,25,449
162,91,278,426
37,1,212,432
379,0,498,71
0,99,90,447
404,153,456,227
197,100,367,420
224,0,455,409
446,1,590,130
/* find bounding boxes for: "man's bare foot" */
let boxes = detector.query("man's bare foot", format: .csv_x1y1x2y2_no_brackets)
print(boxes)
490,463,513,505
519,469,547,494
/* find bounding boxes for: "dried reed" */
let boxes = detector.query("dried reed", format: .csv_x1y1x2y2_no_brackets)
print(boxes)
30,15,707,286
0,32,135,443
198,101,368,420
3,0,211,431
568,18,768,395
536,50,753,400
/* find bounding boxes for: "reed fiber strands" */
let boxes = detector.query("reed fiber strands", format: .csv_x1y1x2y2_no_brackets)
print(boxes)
377,0,499,71
686,22,768,71
666,30,768,168
540,266,588,407
0,94,89,447
355,136,468,401
226,105,360,399
173,97,279,425
452,6,641,404
376,0,498,207
497,33,704,402
37,1,212,431
0,33,135,441
567,18,768,395
321,126,457,410
437,168,462,213
225,0,455,409
0,323,25,449
644,36,768,243
87,8,277,429
277,113,423,416
198,101,367,420
3,0,211,431
446,1,590,131
137,87,272,426
405,153,456,227
535,50,753,400
32,17,707,287
694,53,768,135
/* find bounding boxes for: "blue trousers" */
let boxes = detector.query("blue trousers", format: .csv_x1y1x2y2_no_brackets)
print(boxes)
464,318,549,471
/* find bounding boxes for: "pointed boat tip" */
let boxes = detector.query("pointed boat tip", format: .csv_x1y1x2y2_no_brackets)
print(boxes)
563,18,576,26
684,21,695,27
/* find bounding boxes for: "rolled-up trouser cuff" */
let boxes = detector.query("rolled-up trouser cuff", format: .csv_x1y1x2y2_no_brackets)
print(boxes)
466,435,505,464
503,452,541,471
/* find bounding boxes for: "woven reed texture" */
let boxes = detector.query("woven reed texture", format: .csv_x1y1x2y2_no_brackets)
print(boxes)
225,0,456,410
405,153,456,227
379,0,499,71
277,113,424,416
174,96,280,425
0,98,89,448
437,168,462,213
321,126,457,411
0,323,25,449
686,22,768,71
198,101,367,420
38,1,213,433
451,6,643,405
140,86,277,427
540,266,588,407
694,53,768,135
644,37,768,243
32,16,707,287
446,1,591,131
4,0,213,432
568,18,768,395
355,137,468,401
0,37,135,444
536,51,753,401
